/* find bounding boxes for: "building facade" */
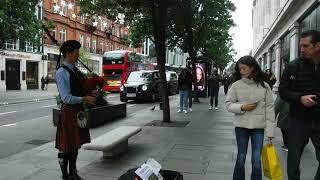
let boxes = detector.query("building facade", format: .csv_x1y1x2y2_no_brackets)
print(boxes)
0,1,43,91
0,0,142,91
43,0,142,83
252,0,320,92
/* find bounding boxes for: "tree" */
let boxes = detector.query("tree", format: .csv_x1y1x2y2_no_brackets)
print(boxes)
167,0,235,101
0,0,41,49
78,0,172,122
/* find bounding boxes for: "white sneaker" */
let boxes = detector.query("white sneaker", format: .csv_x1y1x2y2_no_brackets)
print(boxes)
189,108,192,112
215,107,219,110
177,110,182,113
209,106,213,110
183,110,188,114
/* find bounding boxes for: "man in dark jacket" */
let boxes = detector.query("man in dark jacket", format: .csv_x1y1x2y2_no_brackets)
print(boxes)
177,69,192,113
279,30,320,180
208,70,221,110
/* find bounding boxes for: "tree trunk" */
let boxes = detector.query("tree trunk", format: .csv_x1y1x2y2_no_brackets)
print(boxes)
185,0,200,103
152,0,170,122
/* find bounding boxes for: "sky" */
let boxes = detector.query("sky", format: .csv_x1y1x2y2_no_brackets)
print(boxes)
230,0,253,61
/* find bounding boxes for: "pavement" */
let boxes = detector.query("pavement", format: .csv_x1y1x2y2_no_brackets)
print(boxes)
0,84,58,105
0,87,318,180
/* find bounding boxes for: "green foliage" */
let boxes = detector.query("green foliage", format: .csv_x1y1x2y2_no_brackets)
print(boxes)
0,0,42,48
79,47,90,64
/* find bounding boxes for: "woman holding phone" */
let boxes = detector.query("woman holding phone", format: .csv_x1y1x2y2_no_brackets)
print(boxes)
225,55,275,180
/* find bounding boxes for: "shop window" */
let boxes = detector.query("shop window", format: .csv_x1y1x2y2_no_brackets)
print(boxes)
281,33,290,75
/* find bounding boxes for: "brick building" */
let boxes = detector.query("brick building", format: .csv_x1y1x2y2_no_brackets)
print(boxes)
43,0,142,82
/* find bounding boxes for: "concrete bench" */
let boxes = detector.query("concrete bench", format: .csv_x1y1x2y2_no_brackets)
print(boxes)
83,126,142,158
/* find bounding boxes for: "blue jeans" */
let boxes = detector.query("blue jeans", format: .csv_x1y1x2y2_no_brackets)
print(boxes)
179,90,189,111
233,127,264,180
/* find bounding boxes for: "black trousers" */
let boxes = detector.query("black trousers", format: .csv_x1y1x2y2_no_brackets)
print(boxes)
224,84,228,95
281,129,288,148
209,87,219,107
189,89,193,108
287,117,320,180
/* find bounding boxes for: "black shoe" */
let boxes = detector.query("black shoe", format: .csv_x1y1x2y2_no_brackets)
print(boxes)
62,175,69,180
69,174,85,180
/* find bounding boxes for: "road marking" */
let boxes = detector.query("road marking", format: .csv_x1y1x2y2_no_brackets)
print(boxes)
2,123,17,127
107,95,118,98
127,104,136,108
41,105,56,108
0,111,17,116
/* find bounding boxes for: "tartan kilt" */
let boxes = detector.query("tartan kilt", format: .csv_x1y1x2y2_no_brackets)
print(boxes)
55,105,91,153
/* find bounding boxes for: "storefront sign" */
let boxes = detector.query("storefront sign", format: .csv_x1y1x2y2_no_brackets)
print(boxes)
0,51,31,59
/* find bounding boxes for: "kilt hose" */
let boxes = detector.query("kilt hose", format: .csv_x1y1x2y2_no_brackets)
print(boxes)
55,105,91,153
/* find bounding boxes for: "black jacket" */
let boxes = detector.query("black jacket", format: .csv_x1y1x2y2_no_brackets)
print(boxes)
178,74,192,91
279,58,320,119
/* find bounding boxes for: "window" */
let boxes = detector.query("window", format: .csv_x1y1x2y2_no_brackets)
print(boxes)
5,40,15,50
25,41,34,52
271,46,276,74
86,36,90,49
59,28,67,43
92,38,96,53
281,33,290,75
61,0,67,16
79,34,84,45
80,16,85,24
37,5,42,20
53,3,60,13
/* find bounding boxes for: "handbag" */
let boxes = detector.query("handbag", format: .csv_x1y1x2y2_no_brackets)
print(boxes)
261,143,283,180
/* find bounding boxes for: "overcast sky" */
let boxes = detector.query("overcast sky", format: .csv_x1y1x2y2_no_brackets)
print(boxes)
230,0,253,61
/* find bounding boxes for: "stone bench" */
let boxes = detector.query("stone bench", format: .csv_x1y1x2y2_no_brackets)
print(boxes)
83,126,142,158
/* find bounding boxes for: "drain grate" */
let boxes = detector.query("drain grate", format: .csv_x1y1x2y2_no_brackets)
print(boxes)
25,139,50,145
145,120,190,127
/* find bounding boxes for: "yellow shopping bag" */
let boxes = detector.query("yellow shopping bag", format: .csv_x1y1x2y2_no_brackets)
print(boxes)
261,144,283,180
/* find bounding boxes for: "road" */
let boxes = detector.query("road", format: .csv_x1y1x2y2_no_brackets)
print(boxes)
0,94,157,159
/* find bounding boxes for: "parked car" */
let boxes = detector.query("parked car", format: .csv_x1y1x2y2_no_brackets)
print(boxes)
166,71,178,95
120,70,160,102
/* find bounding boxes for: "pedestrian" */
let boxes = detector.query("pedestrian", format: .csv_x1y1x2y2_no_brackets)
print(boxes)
265,69,277,90
41,76,45,91
222,74,230,95
226,55,275,180
55,40,96,180
279,30,320,180
44,75,49,90
208,70,220,110
187,67,194,112
177,68,191,114
274,95,289,152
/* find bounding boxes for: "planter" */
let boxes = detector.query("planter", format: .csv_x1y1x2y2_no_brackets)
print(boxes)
52,103,127,128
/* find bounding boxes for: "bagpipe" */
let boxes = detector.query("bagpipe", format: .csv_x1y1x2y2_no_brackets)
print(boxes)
43,24,107,128
42,24,106,95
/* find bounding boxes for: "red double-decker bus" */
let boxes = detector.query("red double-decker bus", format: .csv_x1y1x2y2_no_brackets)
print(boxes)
102,50,154,92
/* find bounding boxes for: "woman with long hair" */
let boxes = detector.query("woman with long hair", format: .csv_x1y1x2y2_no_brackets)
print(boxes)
226,55,275,180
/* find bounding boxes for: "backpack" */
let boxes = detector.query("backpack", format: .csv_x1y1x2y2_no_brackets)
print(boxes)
288,59,302,90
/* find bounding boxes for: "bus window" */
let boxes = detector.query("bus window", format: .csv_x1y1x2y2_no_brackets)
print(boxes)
128,53,142,62
103,53,124,64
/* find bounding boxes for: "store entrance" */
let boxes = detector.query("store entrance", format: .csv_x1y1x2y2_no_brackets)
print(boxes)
26,61,39,89
6,59,20,90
